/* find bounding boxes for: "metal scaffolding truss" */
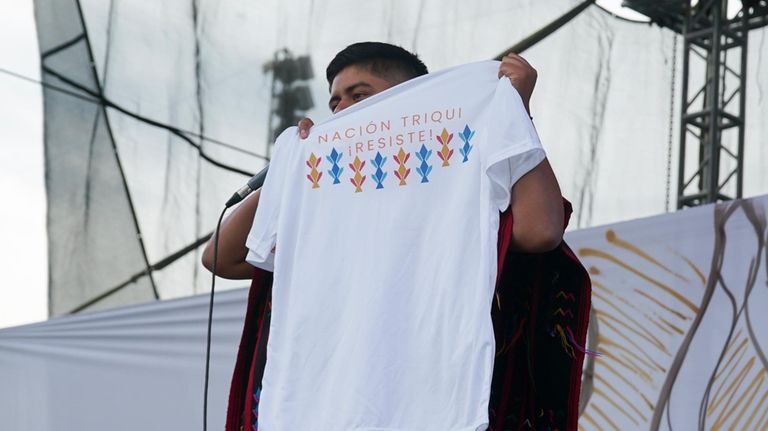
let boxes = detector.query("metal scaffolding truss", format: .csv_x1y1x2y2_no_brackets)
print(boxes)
626,0,768,208
678,0,748,207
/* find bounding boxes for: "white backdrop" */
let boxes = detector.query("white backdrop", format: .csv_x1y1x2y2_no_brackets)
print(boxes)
0,286,248,430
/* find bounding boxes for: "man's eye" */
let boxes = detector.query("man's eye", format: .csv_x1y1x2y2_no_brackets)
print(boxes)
352,93,367,101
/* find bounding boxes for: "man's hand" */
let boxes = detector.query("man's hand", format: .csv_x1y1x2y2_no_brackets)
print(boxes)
298,118,315,139
498,53,537,115
498,54,563,252
201,190,262,279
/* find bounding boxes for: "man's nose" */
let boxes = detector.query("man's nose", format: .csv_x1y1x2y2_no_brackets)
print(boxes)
334,98,351,114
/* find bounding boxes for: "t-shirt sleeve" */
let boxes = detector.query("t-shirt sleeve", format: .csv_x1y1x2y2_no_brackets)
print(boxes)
245,128,297,271
483,79,546,211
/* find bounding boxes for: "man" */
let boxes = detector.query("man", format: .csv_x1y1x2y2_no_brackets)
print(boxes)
202,42,563,277
203,42,590,430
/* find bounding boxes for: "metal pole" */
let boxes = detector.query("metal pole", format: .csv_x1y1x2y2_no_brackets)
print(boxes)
493,0,595,58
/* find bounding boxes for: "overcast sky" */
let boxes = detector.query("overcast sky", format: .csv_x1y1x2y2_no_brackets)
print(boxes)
0,0,652,329
0,0,46,329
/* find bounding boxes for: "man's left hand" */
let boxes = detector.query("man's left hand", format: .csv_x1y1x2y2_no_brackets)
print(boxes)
498,53,537,115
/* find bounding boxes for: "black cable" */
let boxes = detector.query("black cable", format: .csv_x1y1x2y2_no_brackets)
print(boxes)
73,0,161,302
0,66,268,161
0,66,99,104
67,232,214,314
203,206,228,431
41,34,86,59
42,65,260,178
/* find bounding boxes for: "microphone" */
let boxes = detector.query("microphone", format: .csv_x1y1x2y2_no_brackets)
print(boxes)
225,164,269,208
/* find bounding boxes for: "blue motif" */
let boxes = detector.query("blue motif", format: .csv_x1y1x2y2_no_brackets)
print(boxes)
458,125,475,163
371,152,388,189
415,144,433,183
325,148,344,184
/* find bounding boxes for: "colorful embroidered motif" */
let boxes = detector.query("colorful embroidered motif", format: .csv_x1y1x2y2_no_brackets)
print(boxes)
313,124,475,192
436,128,454,167
326,148,344,184
553,324,576,359
349,156,366,193
415,144,433,183
371,152,387,189
306,153,322,189
458,125,475,163
393,148,411,186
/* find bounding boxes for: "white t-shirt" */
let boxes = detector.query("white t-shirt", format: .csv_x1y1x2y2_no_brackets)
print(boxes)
246,60,544,431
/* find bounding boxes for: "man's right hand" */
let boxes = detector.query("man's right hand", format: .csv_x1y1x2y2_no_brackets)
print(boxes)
298,118,315,139
201,189,262,279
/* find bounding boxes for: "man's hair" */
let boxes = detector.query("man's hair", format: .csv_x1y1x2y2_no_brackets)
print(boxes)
326,42,428,86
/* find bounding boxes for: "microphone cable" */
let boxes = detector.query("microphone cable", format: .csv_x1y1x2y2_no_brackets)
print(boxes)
203,206,228,431
202,166,268,431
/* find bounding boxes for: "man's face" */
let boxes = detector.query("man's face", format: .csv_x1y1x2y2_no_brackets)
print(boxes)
328,65,394,114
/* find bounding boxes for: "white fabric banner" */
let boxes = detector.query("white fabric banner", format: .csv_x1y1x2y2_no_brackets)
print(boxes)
0,286,248,431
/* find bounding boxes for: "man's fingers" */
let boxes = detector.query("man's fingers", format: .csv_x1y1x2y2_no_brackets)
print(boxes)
504,52,532,67
498,54,526,78
496,53,537,114
498,54,536,80
297,118,315,139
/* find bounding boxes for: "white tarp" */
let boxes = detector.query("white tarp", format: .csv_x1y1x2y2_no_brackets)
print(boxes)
2,194,767,430
0,286,248,430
